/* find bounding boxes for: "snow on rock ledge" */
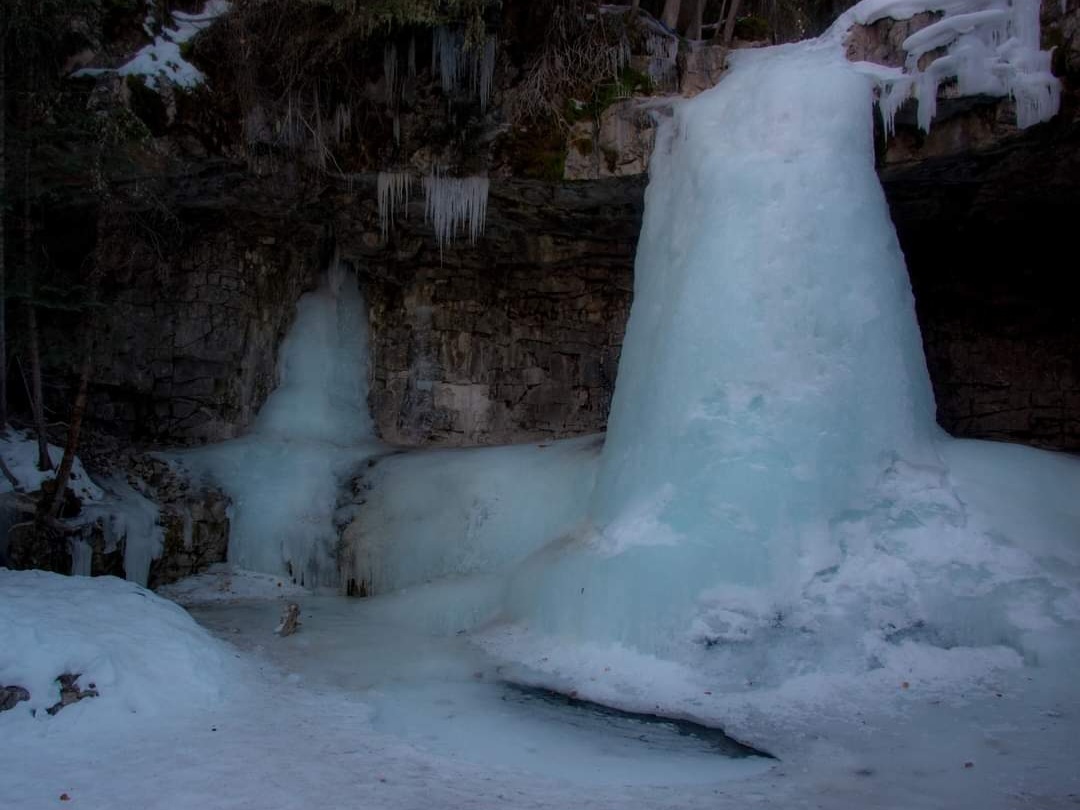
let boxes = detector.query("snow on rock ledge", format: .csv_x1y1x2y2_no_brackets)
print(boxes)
73,1,231,91
834,0,1062,131
0,569,241,724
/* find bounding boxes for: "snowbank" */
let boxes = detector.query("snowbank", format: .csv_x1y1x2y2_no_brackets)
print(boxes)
0,569,241,724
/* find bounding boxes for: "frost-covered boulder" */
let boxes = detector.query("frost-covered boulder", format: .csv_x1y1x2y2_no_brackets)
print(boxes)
0,570,241,724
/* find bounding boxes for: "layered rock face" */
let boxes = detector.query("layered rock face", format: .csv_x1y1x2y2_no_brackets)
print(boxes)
352,179,640,446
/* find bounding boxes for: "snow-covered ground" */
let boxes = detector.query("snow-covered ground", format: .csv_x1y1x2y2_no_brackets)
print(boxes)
2,568,1077,809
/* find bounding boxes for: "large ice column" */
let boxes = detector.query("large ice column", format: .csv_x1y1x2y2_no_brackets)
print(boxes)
595,44,940,566
506,45,941,654
179,259,380,588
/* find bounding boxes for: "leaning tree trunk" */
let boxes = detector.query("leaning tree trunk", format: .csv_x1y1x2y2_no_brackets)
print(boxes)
21,77,50,470
44,345,91,520
42,194,105,521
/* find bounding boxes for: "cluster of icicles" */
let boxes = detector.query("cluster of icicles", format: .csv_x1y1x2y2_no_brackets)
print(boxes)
384,26,498,112
431,26,498,112
377,170,489,250
838,0,1061,133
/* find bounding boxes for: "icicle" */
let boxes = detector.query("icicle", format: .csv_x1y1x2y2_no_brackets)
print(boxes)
332,103,352,143
423,172,489,251
384,43,398,108
869,74,914,136
69,537,93,577
645,30,679,92
432,25,464,94
474,37,497,112
914,70,940,132
377,171,413,239
432,25,498,110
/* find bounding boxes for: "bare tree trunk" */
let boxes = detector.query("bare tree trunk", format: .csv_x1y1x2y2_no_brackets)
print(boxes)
687,0,705,39
721,0,744,48
713,0,731,38
44,346,91,520
0,27,7,430
19,55,50,471
661,0,682,30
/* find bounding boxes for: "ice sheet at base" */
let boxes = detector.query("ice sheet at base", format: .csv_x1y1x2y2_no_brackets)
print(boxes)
190,594,774,787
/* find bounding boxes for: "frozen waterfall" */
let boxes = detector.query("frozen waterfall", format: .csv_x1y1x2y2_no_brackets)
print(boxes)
176,258,381,588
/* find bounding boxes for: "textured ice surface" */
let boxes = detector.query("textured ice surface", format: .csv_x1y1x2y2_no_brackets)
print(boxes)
176,261,380,588
339,436,602,598
156,564,311,606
